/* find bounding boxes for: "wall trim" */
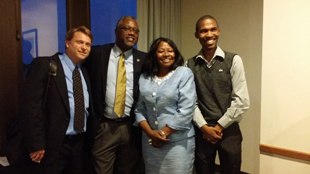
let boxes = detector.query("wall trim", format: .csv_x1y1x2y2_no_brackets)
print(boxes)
260,144,310,161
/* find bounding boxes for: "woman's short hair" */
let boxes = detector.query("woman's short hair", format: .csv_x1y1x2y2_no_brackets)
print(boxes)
142,37,184,77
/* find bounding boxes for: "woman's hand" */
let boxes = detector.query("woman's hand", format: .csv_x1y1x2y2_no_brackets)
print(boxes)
147,130,169,148
161,125,176,137
139,121,172,148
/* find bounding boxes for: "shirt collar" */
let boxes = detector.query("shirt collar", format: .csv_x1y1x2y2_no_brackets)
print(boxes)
195,46,225,62
112,44,133,59
60,53,81,72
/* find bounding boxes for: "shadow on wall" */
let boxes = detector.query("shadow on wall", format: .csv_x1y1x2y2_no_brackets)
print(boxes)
22,38,34,81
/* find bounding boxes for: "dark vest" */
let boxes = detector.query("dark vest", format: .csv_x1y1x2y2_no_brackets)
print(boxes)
187,51,235,125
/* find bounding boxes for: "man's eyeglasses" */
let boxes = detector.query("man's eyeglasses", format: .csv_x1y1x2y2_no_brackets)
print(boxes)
118,27,140,34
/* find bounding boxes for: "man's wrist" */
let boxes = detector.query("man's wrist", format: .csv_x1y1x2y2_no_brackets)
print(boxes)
161,126,175,136
200,124,209,133
215,124,224,132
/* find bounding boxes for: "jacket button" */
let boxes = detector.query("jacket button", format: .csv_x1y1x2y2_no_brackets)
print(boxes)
153,107,156,111
152,92,156,97
155,121,158,125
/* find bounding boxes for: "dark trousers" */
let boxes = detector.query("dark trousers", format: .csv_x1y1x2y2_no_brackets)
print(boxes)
30,134,85,174
195,123,242,174
91,117,143,174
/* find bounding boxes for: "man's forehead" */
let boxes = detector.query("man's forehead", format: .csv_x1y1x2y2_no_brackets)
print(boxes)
198,21,218,29
120,19,138,26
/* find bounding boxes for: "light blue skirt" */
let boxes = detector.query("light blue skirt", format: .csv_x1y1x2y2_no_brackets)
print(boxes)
142,135,195,174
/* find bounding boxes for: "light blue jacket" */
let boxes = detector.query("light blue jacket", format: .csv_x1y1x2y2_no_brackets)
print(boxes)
135,67,196,142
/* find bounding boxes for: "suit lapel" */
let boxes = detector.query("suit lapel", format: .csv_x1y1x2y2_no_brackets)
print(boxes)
132,49,142,70
81,66,91,94
53,55,70,114
132,49,144,82
100,45,112,101
132,49,143,100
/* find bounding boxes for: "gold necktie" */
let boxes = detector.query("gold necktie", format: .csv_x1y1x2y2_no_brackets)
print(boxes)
114,53,126,117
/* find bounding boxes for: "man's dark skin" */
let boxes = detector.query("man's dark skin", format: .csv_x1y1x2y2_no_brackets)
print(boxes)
195,17,224,144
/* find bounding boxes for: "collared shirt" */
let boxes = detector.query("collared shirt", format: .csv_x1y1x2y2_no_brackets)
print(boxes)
59,53,89,135
185,46,250,129
104,44,134,119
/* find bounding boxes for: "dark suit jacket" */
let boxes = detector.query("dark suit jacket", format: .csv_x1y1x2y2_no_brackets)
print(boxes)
84,43,146,149
21,53,93,164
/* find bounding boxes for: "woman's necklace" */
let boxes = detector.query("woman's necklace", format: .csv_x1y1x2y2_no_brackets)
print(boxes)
153,70,176,85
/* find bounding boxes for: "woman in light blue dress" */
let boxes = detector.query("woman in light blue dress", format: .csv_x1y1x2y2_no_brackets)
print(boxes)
134,37,196,174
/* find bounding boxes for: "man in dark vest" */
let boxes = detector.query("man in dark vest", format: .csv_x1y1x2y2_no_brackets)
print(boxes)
186,15,250,174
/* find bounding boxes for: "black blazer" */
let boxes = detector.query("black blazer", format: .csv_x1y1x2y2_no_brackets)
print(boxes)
84,43,146,148
21,53,93,164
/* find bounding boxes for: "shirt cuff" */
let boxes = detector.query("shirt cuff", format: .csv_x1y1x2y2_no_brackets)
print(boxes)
217,116,234,129
134,115,146,127
132,120,139,127
193,107,207,128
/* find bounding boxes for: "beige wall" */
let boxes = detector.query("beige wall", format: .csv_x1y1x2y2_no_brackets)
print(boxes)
260,0,310,173
180,0,262,173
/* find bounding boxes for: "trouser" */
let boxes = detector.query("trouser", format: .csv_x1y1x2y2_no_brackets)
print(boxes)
91,117,143,174
194,123,242,174
31,133,85,174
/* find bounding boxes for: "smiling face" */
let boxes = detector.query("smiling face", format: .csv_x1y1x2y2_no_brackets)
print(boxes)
156,41,175,71
115,18,139,52
195,18,220,51
65,31,91,65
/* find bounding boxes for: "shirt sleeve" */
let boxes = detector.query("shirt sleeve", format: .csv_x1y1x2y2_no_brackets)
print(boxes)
192,103,208,128
217,55,250,128
166,68,196,130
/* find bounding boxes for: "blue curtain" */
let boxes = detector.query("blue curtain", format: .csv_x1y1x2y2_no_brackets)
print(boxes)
90,0,137,46
57,0,137,52
57,0,66,53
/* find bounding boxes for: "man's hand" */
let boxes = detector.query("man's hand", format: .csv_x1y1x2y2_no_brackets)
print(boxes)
200,124,223,144
30,149,45,163
214,124,224,132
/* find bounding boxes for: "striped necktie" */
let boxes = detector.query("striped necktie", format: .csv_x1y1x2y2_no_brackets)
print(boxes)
73,66,84,133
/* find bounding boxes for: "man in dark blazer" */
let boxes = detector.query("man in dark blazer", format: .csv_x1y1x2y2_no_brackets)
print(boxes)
84,16,146,174
21,26,94,174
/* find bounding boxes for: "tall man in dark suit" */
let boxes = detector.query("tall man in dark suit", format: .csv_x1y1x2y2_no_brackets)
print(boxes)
84,16,146,174
21,26,93,174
